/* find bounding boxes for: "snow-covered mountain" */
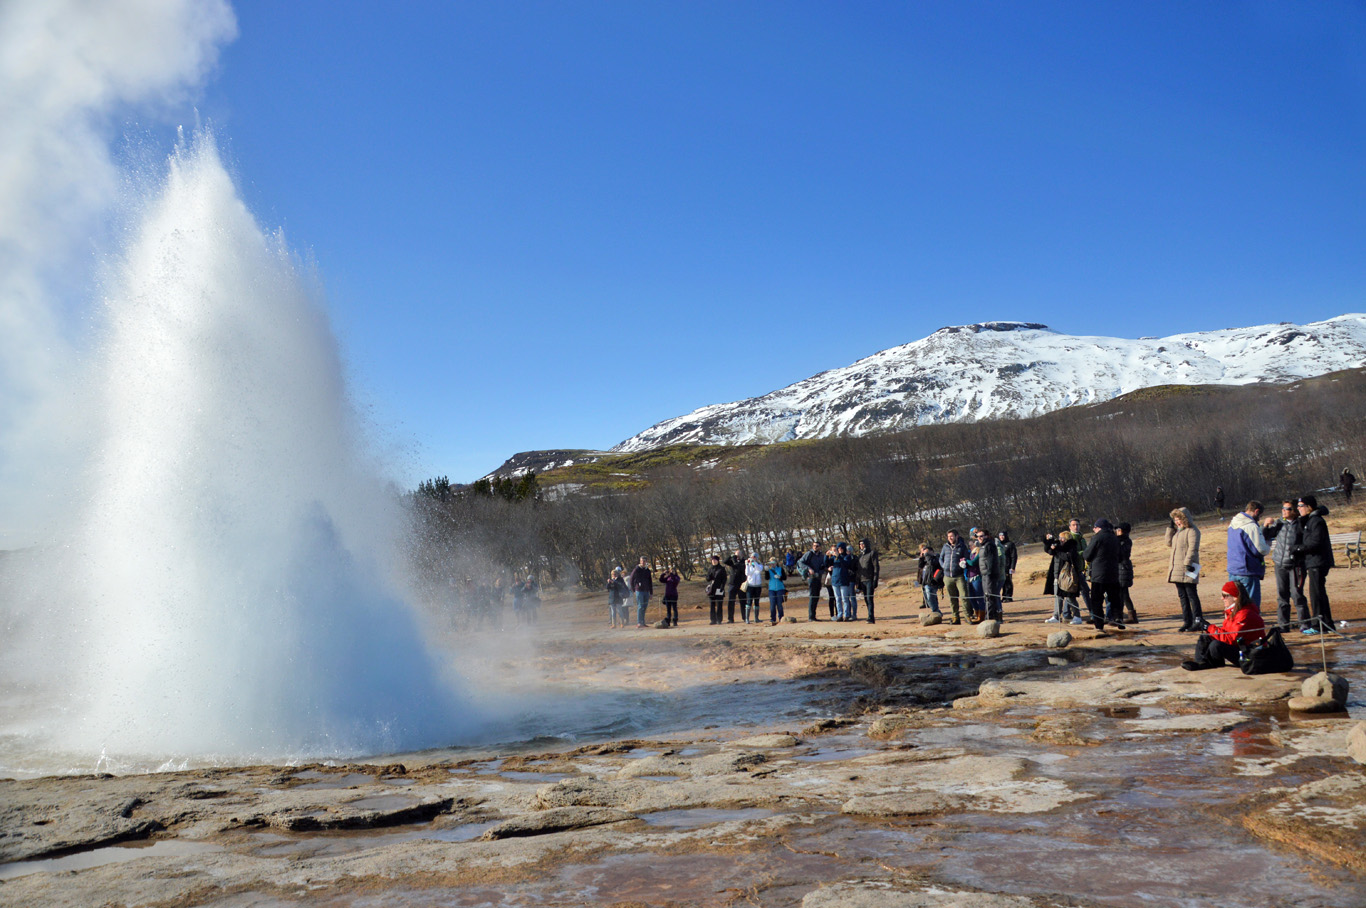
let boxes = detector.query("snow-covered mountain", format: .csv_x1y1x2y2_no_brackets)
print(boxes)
614,314,1366,452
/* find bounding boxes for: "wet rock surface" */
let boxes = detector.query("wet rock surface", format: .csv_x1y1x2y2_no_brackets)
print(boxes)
2,608,1364,908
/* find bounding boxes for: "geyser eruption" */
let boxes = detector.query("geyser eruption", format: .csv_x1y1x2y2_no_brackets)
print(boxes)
12,134,471,766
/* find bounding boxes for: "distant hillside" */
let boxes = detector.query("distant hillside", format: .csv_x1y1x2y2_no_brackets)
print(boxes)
489,367,1366,493
613,314,1366,452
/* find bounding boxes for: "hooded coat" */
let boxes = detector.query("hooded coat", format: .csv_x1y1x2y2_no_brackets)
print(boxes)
857,540,881,588
1166,507,1201,584
1227,511,1270,578
1117,529,1134,588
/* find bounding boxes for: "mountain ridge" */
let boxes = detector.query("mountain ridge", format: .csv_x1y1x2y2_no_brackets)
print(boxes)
611,314,1366,452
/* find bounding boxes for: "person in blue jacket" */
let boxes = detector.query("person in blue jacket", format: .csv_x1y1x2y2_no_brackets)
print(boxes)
829,542,859,621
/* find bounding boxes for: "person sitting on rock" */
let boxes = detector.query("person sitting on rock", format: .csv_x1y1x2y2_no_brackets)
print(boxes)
1182,581,1265,671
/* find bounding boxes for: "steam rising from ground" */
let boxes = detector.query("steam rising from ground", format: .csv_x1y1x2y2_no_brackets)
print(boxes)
3,135,475,767
0,2,481,769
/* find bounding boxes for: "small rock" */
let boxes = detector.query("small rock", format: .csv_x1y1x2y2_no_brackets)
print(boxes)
1046,631,1072,649
977,620,1001,638
868,715,915,739
1287,696,1344,714
729,734,800,748
920,610,942,626
841,792,961,817
1348,722,1366,765
1303,672,1349,706
977,680,1023,703
784,616,798,623
652,619,671,629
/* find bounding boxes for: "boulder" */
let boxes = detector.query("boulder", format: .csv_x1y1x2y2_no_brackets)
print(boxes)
1303,672,1349,707
1348,722,1366,765
977,619,1001,638
1046,631,1072,649
920,610,943,626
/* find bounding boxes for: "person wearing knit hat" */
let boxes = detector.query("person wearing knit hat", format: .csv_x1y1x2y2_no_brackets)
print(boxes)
1293,495,1336,634
1182,581,1266,671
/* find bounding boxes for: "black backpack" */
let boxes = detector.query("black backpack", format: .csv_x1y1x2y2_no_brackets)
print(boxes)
1241,627,1294,675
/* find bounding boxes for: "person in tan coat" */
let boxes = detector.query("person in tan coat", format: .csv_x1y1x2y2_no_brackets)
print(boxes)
1166,506,1205,631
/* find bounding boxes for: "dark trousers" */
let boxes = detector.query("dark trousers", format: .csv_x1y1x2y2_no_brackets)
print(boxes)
1121,586,1138,622
983,576,1005,619
1174,582,1203,628
807,577,823,620
1078,577,1094,613
726,586,742,622
708,593,724,624
746,588,764,622
663,596,678,626
1090,581,1124,625
1305,567,1334,631
1001,575,1014,602
1194,634,1242,668
827,585,836,617
1275,563,1309,630
859,581,876,622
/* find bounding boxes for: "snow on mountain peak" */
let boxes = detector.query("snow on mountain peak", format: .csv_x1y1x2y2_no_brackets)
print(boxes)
613,314,1366,453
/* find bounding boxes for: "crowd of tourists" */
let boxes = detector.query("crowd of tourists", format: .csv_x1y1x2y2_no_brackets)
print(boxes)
606,488,1347,658
455,574,542,629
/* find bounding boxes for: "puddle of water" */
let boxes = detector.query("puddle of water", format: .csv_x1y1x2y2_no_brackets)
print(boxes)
293,771,373,790
621,749,663,760
345,795,416,811
792,747,876,762
633,774,682,782
0,839,219,880
499,771,573,783
639,808,774,829
381,777,417,786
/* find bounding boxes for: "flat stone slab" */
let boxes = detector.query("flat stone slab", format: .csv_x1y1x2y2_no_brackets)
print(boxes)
803,881,1038,907
1239,772,1366,871
481,806,633,840
1350,722,1366,765
1288,696,1345,714
1123,713,1250,734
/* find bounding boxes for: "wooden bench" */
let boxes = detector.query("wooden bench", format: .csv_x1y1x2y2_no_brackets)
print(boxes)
1330,531,1362,569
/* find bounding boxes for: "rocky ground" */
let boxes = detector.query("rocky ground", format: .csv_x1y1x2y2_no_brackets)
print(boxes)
2,505,1364,907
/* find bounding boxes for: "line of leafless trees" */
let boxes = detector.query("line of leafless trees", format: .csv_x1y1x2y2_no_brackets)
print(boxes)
404,370,1366,596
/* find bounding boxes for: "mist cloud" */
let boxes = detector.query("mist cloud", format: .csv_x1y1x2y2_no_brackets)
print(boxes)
0,0,236,545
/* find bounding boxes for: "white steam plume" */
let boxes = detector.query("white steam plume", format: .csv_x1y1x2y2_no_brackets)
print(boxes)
0,0,236,546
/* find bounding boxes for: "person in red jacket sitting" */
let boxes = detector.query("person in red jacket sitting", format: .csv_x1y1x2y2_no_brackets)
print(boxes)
1183,580,1266,671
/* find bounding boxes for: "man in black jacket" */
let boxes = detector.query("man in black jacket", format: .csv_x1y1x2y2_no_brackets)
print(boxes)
798,541,828,621
1265,500,1308,632
974,529,1003,621
917,543,943,613
1083,519,1125,631
997,530,1018,603
705,555,728,625
1293,495,1336,634
722,549,746,624
857,538,881,624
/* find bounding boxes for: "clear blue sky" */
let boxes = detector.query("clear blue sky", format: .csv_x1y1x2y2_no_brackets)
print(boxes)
192,1,1366,482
